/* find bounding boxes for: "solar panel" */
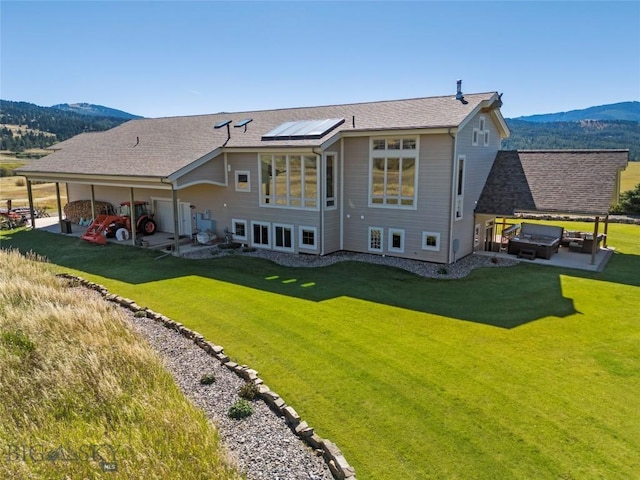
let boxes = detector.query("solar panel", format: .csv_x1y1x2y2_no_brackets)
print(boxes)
234,118,253,128
262,118,345,140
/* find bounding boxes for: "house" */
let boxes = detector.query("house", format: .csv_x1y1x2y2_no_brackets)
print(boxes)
15,84,524,264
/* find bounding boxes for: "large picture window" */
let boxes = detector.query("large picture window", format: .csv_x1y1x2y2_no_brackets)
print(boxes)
260,154,318,209
369,137,418,208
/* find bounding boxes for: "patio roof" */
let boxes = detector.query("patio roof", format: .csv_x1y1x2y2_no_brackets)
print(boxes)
475,150,629,217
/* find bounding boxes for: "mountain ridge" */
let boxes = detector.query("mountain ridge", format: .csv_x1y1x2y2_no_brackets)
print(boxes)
511,101,639,123
51,102,142,120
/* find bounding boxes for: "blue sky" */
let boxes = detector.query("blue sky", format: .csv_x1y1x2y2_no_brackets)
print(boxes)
1,1,638,119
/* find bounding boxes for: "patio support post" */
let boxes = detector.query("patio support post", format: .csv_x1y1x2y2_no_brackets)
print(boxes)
603,215,609,248
172,187,180,255
26,179,36,228
55,183,63,231
90,185,96,220
590,216,600,265
129,188,136,246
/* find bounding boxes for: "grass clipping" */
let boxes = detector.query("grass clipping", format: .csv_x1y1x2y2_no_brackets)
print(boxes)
0,249,241,480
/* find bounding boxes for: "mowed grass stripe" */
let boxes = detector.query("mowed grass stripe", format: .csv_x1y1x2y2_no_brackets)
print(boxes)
2,222,639,479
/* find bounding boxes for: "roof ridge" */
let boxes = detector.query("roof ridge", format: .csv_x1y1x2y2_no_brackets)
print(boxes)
144,91,498,120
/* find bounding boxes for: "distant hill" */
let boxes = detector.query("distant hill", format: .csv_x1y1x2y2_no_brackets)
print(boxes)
503,119,639,160
51,103,142,120
514,101,640,123
0,100,134,153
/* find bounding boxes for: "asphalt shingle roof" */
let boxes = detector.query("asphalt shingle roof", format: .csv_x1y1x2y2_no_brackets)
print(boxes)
475,150,629,216
18,92,498,178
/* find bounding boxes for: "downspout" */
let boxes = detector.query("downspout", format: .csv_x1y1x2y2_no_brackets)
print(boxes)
447,128,457,264
161,178,181,255
312,147,324,255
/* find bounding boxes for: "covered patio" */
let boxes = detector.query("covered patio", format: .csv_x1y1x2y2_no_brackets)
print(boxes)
475,149,629,268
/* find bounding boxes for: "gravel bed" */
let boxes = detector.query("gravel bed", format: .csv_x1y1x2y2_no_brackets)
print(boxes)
125,312,333,480
182,246,518,279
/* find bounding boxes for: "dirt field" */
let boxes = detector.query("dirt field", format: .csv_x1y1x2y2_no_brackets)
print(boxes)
0,176,67,212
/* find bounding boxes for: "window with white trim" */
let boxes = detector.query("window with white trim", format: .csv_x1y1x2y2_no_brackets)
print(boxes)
369,137,418,208
260,154,318,209
232,219,247,241
455,155,465,220
368,227,383,252
235,170,250,192
473,116,489,147
422,231,440,251
273,223,294,251
299,226,317,250
325,153,337,208
388,228,405,253
251,221,270,248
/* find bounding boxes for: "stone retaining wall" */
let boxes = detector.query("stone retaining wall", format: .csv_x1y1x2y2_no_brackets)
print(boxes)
55,273,357,480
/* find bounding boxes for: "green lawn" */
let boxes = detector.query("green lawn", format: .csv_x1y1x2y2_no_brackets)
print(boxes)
621,160,640,193
1,222,639,479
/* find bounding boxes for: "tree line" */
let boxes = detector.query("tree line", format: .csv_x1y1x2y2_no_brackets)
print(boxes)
1,100,129,152
503,119,639,160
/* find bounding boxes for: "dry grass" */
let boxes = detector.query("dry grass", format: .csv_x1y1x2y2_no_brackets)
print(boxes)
0,249,242,480
0,176,66,212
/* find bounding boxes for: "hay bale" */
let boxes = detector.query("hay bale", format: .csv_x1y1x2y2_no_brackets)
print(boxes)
63,200,114,224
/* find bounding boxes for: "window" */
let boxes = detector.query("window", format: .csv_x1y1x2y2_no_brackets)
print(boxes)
388,228,405,253
455,155,465,220
473,116,489,147
251,221,270,248
299,226,317,250
369,137,418,208
368,227,383,252
325,153,336,208
235,170,250,192
273,223,294,251
422,232,440,251
260,154,318,209
232,219,247,241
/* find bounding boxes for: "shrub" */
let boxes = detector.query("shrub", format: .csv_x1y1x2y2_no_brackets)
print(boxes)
238,382,259,400
199,373,216,385
228,399,253,419
437,266,448,275
610,183,640,215
14,177,25,187
134,310,147,318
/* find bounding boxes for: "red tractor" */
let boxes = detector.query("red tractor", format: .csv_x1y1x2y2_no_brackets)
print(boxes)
81,201,156,245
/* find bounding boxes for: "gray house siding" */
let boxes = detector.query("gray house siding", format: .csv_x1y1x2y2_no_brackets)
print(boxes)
451,111,502,258
340,134,454,263
176,156,226,187
321,148,341,255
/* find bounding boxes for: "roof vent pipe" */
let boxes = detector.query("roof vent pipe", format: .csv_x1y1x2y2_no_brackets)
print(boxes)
455,80,468,105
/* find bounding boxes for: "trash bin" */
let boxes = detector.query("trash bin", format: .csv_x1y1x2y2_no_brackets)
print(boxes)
60,219,72,234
